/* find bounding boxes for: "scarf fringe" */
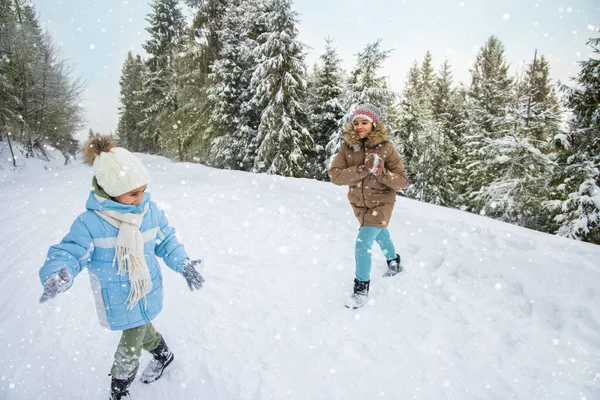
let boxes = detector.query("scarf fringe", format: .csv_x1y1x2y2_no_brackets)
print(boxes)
116,245,152,310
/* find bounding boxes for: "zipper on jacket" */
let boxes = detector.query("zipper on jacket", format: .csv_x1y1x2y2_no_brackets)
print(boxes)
140,297,149,322
361,139,367,226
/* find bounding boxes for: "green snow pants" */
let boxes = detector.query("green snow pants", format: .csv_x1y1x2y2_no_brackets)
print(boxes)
110,322,162,380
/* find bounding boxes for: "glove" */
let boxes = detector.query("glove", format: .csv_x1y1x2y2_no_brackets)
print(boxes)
373,158,384,176
39,267,72,303
182,259,204,291
363,153,375,171
364,153,383,175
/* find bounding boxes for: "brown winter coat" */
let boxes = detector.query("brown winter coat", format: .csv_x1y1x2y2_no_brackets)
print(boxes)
329,123,408,228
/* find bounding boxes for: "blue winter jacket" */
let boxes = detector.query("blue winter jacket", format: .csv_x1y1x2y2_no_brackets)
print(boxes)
39,192,189,331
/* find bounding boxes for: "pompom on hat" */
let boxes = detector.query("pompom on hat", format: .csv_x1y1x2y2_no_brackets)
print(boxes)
351,103,382,127
83,135,149,197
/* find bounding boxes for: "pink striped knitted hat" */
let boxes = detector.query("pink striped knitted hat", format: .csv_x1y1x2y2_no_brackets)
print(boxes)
351,103,382,127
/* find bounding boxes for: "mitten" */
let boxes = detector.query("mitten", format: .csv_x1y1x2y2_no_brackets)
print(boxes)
39,267,72,303
369,154,383,174
363,154,375,171
182,259,204,291
373,157,384,175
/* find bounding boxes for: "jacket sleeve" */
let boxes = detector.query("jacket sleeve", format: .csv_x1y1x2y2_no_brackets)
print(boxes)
329,145,369,186
376,145,408,190
154,205,189,274
39,216,93,288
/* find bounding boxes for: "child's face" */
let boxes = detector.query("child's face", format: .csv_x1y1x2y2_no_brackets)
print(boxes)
114,185,147,206
352,118,373,139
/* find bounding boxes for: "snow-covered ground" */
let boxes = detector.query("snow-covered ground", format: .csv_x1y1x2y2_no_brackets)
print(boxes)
1,148,599,400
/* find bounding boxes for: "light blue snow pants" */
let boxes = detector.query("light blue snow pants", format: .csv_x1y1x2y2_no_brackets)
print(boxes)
355,226,396,282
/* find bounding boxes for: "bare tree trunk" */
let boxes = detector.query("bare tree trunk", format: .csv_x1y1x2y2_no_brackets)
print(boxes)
4,129,17,167
34,138,49,161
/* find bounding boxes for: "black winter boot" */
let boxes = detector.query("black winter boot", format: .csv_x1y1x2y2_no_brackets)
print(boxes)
109,375,134,400
141,336,174,384
345,279,370,309
383,253,402,277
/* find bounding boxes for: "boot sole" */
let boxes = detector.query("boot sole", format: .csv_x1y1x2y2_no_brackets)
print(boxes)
345,297,369,309
345,302,367,309
141,354,174,384
382,267,403,278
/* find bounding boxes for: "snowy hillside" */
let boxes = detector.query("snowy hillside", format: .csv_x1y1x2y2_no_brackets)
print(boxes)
1,151,599,400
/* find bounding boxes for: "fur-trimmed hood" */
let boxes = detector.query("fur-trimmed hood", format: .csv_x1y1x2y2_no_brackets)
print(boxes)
342,122,389,148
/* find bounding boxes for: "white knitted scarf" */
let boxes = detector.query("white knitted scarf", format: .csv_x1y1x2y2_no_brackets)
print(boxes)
95,204,151,310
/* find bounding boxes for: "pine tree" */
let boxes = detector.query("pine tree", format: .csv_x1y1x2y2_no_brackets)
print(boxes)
397,61,423,165
117,52,146,152
470,51,560,226
419,51,435,106
516,54,561,149
247,0,314,177
309,38,345,180
399,55,461,205
548,33,600,244
165,32,210,162
461,36,515,213
205,0,257,169
139,0,187,153
430,59,465,206
192,0,228,70
468,36,514,135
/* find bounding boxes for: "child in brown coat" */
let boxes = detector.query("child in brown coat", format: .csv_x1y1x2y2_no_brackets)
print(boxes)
329,104,408,308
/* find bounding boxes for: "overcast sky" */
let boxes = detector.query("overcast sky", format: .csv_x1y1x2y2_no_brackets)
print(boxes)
34,0,600,139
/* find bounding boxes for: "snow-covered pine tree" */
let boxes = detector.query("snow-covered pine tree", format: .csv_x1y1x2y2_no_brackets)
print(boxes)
399,55,460,205
305,62,320,121
139,0,187,154
502,53,562,229
192,0,228,69
547,33,600,244
432,59,466,169
162,29,211,162
117,52,146,152
516,54,561,151
308,38,345,180
429,59,465,206
461,36,515,214
326,39,398,158
236,0,270,169
397,61,423,166
419,51,435,107
247,0,314,178
470,51,560,226
205,0,259,170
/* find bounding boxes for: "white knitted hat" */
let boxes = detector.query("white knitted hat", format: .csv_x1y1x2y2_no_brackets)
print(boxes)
83,136,149,197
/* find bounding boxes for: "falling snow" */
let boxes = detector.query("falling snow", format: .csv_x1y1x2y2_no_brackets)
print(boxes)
0,146,599,399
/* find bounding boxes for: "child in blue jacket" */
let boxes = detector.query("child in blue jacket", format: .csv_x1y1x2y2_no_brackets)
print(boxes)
39,135,204,400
